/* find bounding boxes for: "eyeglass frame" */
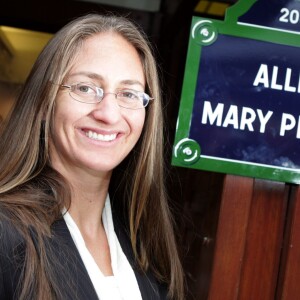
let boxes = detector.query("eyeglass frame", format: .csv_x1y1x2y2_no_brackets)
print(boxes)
60,82,154,109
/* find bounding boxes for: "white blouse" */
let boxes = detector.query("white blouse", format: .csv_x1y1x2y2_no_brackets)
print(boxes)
63,195,142,300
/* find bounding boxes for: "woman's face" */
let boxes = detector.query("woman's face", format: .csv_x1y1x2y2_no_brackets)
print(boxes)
49,32,146,179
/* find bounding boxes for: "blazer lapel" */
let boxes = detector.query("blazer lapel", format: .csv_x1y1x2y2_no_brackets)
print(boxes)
50,214,167,300
50,218,99,300
112,213,168,300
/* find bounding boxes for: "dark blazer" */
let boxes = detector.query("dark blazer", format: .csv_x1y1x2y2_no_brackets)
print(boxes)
0,212,168,299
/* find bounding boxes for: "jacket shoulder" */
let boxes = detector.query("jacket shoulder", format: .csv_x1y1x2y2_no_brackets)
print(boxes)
0,212,25,299
113,212,169,299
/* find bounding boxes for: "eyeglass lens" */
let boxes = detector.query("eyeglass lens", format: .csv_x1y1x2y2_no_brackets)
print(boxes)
68,83,151,109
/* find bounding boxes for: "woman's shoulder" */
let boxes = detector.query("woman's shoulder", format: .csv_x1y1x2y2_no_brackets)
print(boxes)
0,209,25,251
0,208,26,299
0,208,26,274
113,212,169,299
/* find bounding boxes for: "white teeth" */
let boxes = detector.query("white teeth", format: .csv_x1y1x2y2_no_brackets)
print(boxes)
86,130,117,141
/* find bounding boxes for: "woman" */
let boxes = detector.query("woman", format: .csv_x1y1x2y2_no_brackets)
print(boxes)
0,13,184,300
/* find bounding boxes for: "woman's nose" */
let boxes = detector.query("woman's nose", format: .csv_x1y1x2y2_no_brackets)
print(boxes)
90,93,121,124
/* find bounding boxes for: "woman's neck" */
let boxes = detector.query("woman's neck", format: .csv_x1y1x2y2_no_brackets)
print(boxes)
66,177,114,276
55,164,111,230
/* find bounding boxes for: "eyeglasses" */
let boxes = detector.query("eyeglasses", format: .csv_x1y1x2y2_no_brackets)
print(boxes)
61,82,154,110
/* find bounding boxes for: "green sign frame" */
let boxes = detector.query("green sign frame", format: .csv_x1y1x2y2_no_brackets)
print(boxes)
172,0,300,184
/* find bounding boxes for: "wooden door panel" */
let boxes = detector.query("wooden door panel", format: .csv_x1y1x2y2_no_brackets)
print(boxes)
208,176,288,300
277,186,300,300
238,180,288,300
208,175,253,300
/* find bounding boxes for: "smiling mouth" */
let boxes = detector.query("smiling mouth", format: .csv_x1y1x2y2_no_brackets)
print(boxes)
85,130,117,142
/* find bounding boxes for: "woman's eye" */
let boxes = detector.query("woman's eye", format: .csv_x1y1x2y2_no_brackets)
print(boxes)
77,84,94,94
120,90,138,99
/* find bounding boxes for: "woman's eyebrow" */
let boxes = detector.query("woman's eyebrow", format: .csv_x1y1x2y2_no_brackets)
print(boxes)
67,72,145,88
67,71,104,80
120,79,145,88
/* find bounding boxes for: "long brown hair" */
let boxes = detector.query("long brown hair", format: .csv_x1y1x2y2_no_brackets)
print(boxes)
0,14,184,299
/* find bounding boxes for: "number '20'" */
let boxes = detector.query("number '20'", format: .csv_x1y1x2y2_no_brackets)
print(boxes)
279,8,300,24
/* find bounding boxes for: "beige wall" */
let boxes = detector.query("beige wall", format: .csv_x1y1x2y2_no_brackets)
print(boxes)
0,81,21,121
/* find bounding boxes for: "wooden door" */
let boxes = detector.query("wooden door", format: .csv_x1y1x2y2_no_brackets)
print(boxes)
208,175,300,300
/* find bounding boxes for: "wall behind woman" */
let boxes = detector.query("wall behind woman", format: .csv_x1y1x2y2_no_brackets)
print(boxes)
0,81,21,121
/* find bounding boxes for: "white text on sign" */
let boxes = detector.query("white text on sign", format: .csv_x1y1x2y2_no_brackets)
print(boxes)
201,101,300,138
